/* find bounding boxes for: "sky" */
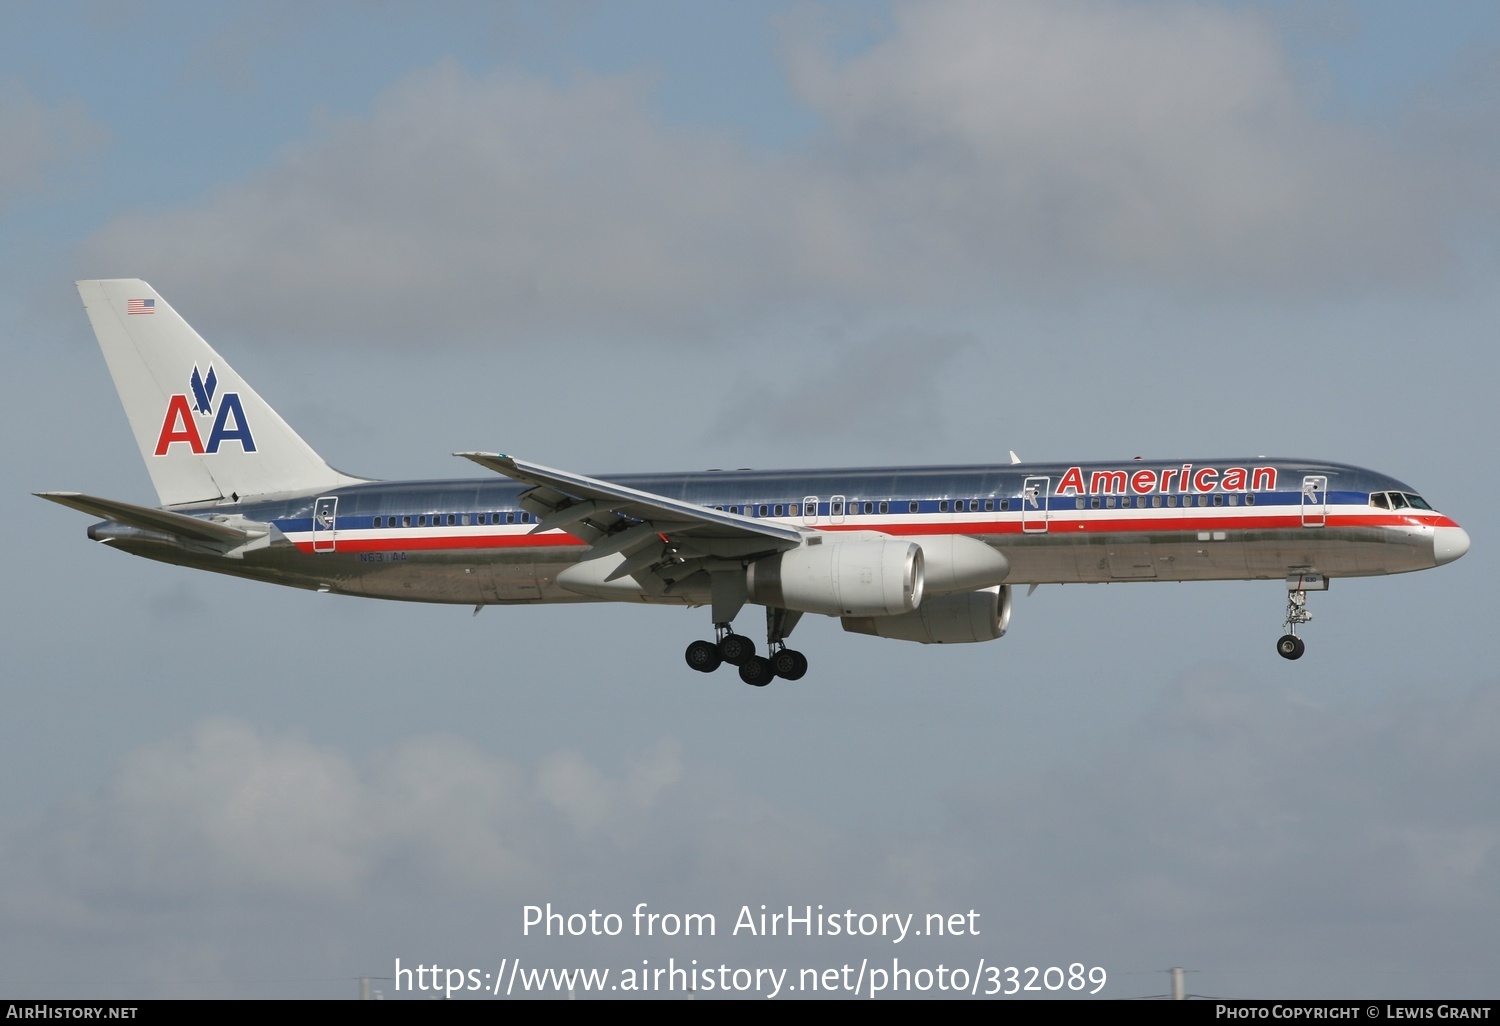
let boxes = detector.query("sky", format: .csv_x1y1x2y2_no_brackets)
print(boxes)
2,0,1498,1000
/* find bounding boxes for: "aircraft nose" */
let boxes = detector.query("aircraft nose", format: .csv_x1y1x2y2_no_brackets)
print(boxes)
1434,525,1471,566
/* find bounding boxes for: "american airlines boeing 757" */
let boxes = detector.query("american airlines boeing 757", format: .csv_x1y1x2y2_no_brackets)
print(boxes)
40,280,1470,685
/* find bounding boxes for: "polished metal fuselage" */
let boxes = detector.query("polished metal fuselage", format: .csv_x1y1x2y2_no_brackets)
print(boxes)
87,457,1461,610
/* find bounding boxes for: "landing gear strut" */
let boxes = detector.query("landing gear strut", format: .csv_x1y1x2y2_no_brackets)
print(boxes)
1276,574,1324,660
683,608,809,686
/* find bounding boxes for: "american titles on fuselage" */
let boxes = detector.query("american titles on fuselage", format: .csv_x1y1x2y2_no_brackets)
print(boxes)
1054,463,1275,497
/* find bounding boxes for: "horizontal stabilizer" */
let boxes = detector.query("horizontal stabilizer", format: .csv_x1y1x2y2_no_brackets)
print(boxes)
36,491,250,545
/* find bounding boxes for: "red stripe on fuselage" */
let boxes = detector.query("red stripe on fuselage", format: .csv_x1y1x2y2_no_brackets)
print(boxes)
284,510,1456,554
290,531,587,554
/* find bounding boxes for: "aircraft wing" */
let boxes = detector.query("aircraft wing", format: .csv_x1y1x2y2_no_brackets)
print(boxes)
455,452,802,589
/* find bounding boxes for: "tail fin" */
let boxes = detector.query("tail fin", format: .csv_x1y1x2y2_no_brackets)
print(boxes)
76,279,366,507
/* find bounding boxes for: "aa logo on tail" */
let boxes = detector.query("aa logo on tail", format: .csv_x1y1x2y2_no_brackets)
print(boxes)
154,365,256,455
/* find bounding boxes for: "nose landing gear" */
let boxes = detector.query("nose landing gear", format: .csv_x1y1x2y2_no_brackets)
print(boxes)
1276,573,1325,661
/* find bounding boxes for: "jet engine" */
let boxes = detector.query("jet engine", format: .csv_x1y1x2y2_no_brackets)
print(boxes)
746,538,924,617
841,585,1011,644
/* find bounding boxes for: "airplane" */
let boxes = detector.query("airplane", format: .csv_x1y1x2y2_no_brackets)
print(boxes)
39,279,1470,686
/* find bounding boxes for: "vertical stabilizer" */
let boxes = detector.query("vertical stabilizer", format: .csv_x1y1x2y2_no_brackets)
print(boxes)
76,279,365,507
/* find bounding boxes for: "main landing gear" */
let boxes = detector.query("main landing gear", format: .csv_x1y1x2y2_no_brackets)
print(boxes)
1276,574,1323,660
684,609,808,687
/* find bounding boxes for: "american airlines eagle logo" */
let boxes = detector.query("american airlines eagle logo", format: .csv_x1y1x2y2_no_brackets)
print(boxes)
153,364,257,455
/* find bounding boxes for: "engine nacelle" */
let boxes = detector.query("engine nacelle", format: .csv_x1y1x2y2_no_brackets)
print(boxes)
747,537,924,617
917,534,1010,594
841,585,1011,644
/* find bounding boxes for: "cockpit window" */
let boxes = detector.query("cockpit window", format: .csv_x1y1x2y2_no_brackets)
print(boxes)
1388,492,1410,510
1370,493,1390,510
1405,493,1433,510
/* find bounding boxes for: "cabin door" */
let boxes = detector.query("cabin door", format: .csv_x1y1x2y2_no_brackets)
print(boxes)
1021,477,1050,534
313,496,338,552
1301,476,1328,528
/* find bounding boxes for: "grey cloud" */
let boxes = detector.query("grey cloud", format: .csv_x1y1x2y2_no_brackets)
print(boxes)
77,3,1492,350
785,0,1456,295
3,719,832,911
711,329,972,446
7,671,1500,997
0,86,105,210
79,60,807,347
941,670,1500,989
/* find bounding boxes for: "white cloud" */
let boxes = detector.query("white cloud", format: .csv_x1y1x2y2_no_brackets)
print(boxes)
80,61,803,346
77,2,1488,349
785,0,1452,294
5,674,1499,997
1,719,832,916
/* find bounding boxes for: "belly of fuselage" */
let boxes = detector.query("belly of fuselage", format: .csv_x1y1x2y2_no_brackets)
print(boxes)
999,523,1433,583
